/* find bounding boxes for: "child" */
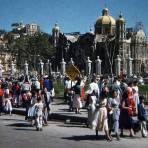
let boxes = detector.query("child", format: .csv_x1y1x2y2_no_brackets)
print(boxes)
4,93,12,115
34,96,43,131
138,96,147,137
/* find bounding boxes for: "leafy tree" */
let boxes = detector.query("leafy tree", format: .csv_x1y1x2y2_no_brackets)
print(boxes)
9,32,55,70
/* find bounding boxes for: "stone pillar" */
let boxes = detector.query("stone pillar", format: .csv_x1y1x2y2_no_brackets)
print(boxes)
45,60,52,76
86,57,92,76
115,55,121,76
95,56,102,75
0,60,3,78
49,62,52,76
11,61,15,76
39,60,44,76
127,55,133,77
24,60,29,76
69,58,74,65
60,58,66,75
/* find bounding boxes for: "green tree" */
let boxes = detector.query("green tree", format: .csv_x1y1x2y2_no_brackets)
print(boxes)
9,32,55,70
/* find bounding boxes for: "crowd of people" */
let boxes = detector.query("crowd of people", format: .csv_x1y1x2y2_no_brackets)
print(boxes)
0,73,147,139
64,74,147,141
0,75,55,131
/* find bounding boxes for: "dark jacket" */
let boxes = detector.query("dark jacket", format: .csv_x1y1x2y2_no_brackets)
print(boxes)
138,103,147,121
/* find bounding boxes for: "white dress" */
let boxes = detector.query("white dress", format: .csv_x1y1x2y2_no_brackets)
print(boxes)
73,94,82,109
132,86,139,112
88,96,97,126
91,98,108,131
4,97,12,112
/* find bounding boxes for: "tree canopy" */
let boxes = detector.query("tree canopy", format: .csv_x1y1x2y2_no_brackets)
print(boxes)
8,32,55,69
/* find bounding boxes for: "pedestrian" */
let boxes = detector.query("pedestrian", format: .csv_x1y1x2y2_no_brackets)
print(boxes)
87,90,97,127
108,90,120,140
34,96,43,131
0,84,4,116
138,96,147,137
42,87,52,124
95,92,112,141
72,77,82,114
119,83,135,137
3,93,12,115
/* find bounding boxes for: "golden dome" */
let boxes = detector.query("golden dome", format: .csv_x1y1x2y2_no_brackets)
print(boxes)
95,8,116,26
96,15,116,26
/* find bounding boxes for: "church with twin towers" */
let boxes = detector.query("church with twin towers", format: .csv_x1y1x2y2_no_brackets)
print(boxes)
52,7,148,76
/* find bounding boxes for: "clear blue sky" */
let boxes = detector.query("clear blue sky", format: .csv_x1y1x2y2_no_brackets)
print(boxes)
0,0,148,34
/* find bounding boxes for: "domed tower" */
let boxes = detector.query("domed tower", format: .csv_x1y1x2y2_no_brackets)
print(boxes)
116,12,126,42
115,12,127,74
95,8,116,35
116,13,126,57
52,23,60,47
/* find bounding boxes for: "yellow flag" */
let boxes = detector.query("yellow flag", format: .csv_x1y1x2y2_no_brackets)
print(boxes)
65,64,80,81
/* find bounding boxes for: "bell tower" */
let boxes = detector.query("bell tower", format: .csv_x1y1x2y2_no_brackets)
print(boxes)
52,23,60,47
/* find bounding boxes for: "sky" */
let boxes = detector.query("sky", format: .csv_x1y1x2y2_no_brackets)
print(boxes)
0,0,148,34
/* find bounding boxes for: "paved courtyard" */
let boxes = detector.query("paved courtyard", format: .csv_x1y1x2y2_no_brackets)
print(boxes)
0,114,148,148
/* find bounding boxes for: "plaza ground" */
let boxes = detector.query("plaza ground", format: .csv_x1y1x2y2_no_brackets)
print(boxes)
0,114,147,148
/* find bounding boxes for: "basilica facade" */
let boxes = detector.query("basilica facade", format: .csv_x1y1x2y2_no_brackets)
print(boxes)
53,8,148,76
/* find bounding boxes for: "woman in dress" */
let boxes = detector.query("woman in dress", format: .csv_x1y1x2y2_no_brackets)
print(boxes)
87,90,97,127
72,77,82,114
95,91,112,141
108,90,120,140
120,82,135,137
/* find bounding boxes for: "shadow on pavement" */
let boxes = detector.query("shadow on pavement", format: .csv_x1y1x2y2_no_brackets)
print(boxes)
7,122,31,127
13,128,35,131
58,124,87,128
1,118,25,122
62,135,107,141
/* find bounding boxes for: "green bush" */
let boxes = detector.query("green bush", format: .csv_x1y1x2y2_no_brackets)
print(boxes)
139,84,148,101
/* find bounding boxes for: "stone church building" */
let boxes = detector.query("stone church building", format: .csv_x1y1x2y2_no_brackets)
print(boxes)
53,8,148,76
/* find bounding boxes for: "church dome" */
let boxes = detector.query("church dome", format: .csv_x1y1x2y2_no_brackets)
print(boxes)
95,8,116,35
96,8,116,26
